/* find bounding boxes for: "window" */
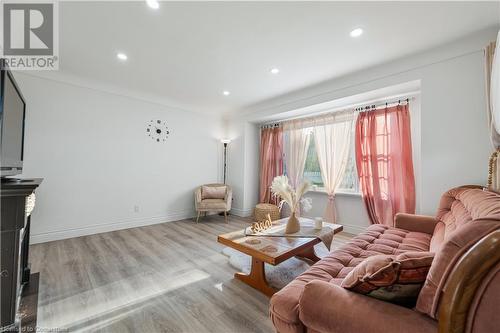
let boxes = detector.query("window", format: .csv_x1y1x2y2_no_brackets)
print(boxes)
303,131,360,193
303,132,324,187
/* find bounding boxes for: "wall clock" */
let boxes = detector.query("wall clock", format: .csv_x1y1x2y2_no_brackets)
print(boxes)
147,119,170,142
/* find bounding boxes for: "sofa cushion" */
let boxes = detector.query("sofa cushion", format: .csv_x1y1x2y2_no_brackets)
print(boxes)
341,252,434,306
416,187,500,318
298,280,438,333
201,185,226,199
269,224,432,332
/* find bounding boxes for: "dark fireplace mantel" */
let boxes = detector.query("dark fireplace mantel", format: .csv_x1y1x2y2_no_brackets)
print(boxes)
1,178,43,331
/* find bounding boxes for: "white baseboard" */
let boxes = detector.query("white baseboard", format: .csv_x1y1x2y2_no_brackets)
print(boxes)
230,207,253,218
30,209,196,244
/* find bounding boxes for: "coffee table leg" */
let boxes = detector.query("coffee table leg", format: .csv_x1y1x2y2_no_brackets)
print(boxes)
234,258,277,297
296,246,321,263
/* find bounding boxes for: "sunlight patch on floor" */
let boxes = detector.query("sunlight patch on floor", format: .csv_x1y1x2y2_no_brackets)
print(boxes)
38,269,210,331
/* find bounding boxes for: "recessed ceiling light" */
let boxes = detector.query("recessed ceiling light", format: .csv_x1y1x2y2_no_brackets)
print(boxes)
270,68,280,74
117,53,128,61
223,91,230,96
146,0,159,10
350,28,363,38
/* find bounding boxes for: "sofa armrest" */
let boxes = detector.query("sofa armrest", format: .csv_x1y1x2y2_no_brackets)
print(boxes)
299,280,437,333
394,213,438,234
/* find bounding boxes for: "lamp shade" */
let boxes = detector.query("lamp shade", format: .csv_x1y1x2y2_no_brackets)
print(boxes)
221,139,231,144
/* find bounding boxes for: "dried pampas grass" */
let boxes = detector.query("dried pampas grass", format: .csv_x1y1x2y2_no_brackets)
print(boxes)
271,175,312,214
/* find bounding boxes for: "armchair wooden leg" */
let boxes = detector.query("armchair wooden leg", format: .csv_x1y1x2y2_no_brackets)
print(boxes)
224,210,228,223
196,211,201,223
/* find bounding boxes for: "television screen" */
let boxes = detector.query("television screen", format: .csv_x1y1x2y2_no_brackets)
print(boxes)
0,69,26,177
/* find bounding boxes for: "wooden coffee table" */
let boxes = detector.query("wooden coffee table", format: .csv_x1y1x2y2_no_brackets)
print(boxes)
217,217,343,296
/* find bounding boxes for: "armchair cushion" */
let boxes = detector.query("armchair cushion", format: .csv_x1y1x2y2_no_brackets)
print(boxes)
201,185,226,199
198,199,227,210
341,251,434,306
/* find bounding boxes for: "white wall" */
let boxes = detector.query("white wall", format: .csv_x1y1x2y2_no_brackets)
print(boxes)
301,192,370,234
225,120,246,215
226,27,498,232
16,74,224,243
243,122,260,213
225,120,260,217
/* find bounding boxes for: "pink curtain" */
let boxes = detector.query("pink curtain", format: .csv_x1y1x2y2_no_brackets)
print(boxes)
355,104,416,226
260,126,284,204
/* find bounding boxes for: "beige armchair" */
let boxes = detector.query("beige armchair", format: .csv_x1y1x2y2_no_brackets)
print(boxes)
194,184,232,223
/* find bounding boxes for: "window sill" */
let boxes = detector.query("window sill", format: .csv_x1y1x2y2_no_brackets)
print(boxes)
336,190,362,198
309,187,362,197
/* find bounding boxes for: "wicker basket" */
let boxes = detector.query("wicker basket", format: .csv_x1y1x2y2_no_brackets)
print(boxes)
254,203,280,222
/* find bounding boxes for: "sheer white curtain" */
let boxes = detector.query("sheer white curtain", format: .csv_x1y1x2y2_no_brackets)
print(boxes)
485,31,500,191
313,110,355,223
283,121,311,188
492,32,500,135
486,35,500,148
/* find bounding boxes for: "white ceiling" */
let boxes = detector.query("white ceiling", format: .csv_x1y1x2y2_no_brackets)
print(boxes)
53,1,499,115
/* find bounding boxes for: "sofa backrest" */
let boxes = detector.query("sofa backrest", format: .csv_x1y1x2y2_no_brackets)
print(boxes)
429,185,481,252
416,186,500,319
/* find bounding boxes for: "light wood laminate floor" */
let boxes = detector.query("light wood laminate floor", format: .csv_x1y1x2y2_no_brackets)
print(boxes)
30,215,353,333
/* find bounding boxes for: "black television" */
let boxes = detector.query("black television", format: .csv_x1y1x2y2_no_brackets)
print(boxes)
0,62,26,178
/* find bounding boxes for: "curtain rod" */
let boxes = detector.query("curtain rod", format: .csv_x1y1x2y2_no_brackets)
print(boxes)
261,123,282,129
260,96,415,129
355,98,410,112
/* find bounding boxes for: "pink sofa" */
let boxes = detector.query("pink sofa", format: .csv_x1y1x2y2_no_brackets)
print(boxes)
269,186,500,333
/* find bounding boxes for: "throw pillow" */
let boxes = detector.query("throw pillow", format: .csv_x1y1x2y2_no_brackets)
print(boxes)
201,186,226,199
341,252,434,307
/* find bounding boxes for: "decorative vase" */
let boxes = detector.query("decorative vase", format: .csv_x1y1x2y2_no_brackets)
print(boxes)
285,212,300,234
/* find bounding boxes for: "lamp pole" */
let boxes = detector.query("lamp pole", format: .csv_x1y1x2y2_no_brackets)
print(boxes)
221,139,231,184
223,142,228,184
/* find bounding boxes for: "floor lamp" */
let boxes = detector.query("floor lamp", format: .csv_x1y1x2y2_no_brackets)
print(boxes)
221,139,231,184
